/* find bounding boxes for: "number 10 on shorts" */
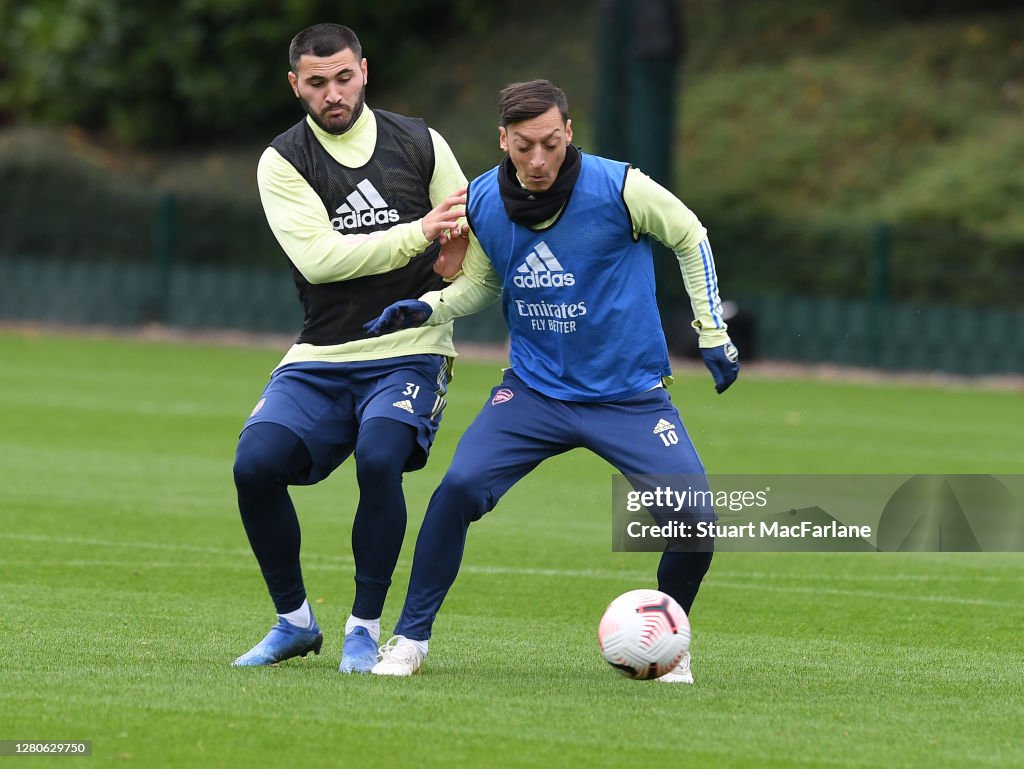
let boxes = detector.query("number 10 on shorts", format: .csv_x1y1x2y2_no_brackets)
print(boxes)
659,430,679,446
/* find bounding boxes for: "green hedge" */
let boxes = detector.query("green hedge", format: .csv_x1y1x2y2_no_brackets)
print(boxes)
0,0,496,147
0,133,279,268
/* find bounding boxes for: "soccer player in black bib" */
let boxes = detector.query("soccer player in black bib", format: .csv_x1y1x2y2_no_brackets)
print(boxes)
231,23,467,671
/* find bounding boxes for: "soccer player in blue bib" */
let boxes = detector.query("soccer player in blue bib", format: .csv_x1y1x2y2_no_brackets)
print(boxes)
365,80,739,683
231,24,468,671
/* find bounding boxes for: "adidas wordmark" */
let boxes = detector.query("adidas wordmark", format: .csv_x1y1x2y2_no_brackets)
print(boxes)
514,241,575,289
332,179,400,231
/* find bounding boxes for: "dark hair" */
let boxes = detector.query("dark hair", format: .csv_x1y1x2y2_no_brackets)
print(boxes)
498,79,569,127
288,23,362,72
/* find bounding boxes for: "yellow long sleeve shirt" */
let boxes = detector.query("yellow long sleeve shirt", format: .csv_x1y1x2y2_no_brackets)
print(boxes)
257,107,468,369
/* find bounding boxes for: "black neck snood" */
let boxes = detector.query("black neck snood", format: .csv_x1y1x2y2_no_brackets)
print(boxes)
497,144,582,227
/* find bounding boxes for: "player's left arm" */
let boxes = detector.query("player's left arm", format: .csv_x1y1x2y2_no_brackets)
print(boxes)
427,129,468,205
624,167,739,393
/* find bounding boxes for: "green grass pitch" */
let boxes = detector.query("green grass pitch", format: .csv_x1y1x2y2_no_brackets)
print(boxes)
0,330,1021,768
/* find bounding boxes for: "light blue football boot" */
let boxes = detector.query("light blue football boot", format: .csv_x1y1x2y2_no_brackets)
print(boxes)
338,626,378,674
232,617,323,667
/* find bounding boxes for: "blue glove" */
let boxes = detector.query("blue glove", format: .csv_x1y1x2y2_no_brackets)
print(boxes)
363,300,433,336
700,342,740,394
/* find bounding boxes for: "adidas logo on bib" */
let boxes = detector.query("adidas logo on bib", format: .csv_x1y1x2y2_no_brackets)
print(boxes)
513,241,575,288
332,179,400,230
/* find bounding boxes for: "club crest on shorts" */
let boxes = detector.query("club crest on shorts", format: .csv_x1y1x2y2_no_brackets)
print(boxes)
250,398,266,417
491,388,514,405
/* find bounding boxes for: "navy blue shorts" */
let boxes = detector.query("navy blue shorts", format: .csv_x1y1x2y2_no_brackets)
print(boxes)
445,369,708,517
242,355,450,484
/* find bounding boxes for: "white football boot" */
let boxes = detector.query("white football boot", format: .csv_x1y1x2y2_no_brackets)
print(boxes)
658,651,694,684
371,636,426,677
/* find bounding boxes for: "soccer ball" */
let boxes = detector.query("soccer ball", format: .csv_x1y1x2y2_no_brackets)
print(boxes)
597,589,690,679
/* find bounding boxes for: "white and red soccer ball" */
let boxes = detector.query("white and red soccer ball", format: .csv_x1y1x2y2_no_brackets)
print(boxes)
598,589,690,679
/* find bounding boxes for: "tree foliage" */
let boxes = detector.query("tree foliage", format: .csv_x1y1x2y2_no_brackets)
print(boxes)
0,0,496,146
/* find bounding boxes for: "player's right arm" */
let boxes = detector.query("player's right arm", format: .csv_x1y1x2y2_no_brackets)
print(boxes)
417,229,501,325
362,227,500,337
257,147,462,284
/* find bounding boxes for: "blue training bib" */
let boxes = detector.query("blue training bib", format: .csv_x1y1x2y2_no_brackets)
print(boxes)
468,153,671,401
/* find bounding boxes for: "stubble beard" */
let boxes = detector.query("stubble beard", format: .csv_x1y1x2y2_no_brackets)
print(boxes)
300,84,366,135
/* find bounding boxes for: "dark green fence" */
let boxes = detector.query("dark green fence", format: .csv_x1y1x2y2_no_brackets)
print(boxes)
0,255,509,345
740,295,1024,375
2,253,1022,374
2,190,1022,375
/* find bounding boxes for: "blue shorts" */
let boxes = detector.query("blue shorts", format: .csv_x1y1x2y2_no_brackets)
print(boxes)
446,369,710,518
242,355,450,484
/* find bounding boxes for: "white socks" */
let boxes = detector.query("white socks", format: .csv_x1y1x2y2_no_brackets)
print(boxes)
278,599,313,629
277,608,424,652
398,636,428,656
345,615,381,643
